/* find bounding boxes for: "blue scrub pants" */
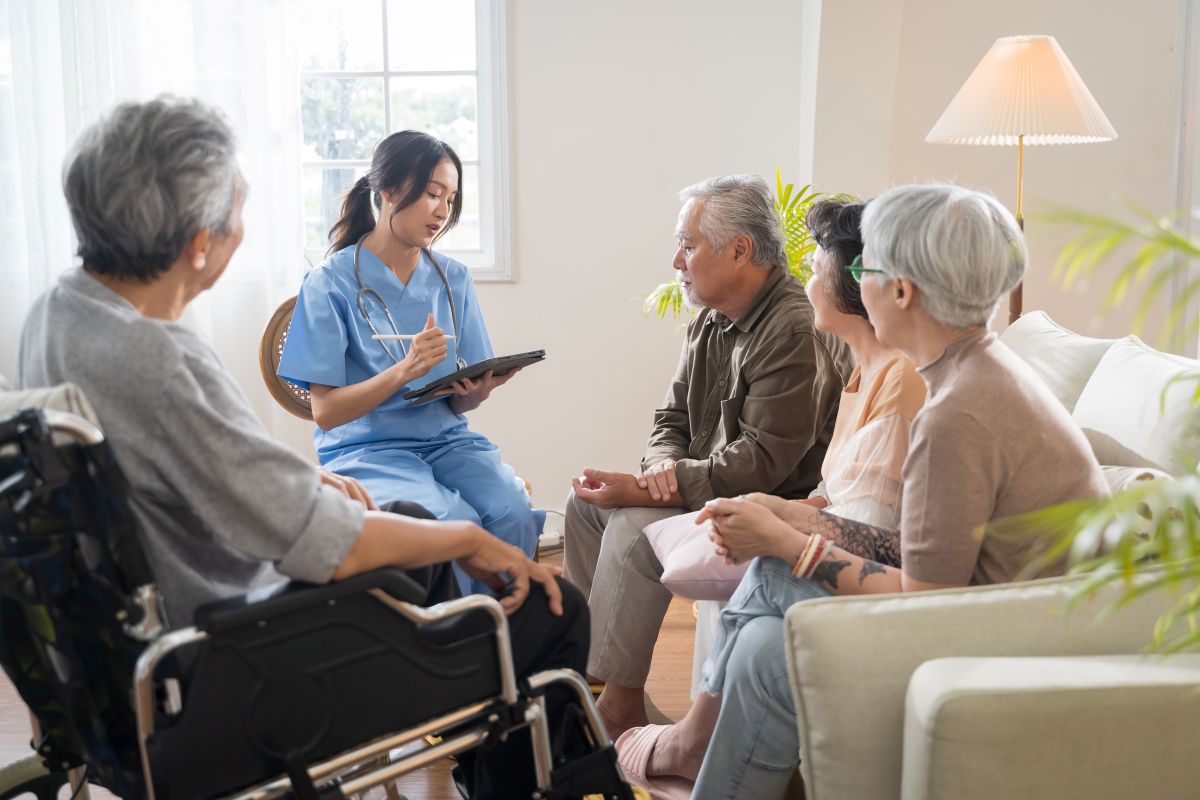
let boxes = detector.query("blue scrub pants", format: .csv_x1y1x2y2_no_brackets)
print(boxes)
325,433,543,595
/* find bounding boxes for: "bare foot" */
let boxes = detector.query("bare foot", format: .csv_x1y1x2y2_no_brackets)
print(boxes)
646,690,720,781
597,690,649,741
645,724,705,781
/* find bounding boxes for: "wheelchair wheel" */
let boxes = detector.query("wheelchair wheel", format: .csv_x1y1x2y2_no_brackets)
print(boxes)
0,756,70,800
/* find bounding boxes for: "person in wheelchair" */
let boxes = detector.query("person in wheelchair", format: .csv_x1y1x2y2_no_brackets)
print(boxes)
14,95,592,799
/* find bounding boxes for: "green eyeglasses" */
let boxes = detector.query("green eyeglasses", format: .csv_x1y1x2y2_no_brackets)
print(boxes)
845,254,885,284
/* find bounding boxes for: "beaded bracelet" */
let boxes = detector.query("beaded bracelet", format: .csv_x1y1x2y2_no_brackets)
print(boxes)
801,535,831,579
791,534,819,577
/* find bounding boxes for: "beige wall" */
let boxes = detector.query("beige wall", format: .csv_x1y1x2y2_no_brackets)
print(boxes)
479,0,1188,513
466,0,809,510
813,0,1185,346
8,1,1186,519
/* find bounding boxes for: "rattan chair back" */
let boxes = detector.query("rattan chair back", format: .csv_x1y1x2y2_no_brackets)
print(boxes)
258,296,313,420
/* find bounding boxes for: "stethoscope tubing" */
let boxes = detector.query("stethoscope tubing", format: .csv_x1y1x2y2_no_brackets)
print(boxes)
352,235,467,369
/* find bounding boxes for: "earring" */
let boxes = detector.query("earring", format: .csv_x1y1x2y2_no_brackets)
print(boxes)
195,254,207,269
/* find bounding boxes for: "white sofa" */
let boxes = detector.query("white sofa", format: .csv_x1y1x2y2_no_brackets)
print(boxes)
783,311,1200,800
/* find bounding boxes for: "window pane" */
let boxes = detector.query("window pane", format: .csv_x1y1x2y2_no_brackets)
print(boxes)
389,75,477,160
304,166,366,251
301,77,385,161
297,0,384,71
437,163,479,252
386,0,475,71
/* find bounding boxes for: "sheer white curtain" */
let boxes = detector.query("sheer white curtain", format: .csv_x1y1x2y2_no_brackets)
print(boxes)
0,0,315,452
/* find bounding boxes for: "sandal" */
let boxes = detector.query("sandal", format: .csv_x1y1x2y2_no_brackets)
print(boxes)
615,725,694,800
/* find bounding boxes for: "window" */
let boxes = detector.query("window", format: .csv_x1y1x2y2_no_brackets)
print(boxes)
297,0,510,279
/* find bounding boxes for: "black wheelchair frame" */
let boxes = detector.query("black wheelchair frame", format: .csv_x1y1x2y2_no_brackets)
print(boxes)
0,408,629,800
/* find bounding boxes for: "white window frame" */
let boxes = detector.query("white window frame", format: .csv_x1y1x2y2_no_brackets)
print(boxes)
300,0,512,281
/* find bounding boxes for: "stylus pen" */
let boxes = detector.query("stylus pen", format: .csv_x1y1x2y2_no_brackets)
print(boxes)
371,334,457,340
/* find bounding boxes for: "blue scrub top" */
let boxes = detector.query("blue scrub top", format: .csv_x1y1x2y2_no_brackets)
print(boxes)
278,245,494,460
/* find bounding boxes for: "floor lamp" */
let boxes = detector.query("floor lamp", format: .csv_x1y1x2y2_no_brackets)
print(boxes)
926,35,1118,325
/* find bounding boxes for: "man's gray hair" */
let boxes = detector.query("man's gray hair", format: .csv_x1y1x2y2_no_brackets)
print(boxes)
679,174,787,269
861,183,1025,328
63,95,241,282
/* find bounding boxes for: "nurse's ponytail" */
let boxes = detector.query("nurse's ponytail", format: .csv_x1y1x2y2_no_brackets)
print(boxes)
329,176,375,254
327,131,464,255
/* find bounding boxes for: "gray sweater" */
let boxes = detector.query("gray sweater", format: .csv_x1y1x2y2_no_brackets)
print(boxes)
17,267,364,628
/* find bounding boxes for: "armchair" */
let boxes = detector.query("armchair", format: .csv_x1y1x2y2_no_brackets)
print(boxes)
785,574,1200,800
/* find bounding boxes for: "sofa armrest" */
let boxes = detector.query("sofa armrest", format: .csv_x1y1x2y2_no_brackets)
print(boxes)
783,571,1189,800
902,655,1200,800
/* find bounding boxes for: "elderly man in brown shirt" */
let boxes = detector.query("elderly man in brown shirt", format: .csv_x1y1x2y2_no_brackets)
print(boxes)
564,174,853,736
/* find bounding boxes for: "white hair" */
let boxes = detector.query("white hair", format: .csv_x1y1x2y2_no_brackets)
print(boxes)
63,95,241,282
861,183,1026,328
679,174,787,269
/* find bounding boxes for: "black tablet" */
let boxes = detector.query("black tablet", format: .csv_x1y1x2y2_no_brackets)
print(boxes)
402,350,546,402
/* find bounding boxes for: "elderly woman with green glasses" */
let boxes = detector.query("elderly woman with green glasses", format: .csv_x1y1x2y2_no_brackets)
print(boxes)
627,183,1109,799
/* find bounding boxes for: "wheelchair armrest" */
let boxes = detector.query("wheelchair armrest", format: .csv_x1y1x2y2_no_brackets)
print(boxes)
192,567,427,634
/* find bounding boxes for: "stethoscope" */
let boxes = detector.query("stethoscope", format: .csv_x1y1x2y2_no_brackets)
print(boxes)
352,233,467,369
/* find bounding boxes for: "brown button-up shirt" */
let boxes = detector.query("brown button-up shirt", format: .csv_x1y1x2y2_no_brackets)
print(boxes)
642,265,854,509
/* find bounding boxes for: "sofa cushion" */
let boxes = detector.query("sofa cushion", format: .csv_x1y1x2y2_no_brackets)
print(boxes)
902,655,1200,800
1071,338,1200,475
784,572,1184,800
998,310,1118,413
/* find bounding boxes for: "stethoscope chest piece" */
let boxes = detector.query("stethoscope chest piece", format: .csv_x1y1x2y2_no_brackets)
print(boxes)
352,235,467,369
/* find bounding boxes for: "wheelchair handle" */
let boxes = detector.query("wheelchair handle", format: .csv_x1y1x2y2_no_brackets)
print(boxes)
0,408,105,447
43,410,105,445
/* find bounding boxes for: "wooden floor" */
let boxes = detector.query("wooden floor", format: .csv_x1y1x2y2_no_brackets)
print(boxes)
0,550,697,800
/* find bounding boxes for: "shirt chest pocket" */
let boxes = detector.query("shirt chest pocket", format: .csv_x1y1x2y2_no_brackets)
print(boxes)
718,394,745,448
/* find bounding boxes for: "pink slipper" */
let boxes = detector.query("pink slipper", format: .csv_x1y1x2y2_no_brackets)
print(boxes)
616,725,695,800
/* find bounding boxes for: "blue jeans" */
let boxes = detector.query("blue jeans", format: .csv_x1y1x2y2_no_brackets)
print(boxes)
693,557,832,800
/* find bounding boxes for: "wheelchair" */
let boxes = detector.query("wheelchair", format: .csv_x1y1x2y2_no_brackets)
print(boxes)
0,406,635,800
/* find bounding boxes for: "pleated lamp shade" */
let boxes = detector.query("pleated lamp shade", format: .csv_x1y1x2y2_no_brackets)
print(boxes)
926,35,1118,146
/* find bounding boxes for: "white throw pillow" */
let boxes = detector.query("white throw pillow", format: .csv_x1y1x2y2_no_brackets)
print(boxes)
1101,465,1178,536
1072,338,1200,475
1101,465,1173,495
643,510,750,601
998,310,1118,413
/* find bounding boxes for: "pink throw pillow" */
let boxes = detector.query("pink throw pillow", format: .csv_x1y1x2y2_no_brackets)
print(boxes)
643,510,750,601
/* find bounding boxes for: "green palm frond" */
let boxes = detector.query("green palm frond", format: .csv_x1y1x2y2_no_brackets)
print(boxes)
1039,204,1200,348
641,279,691,322
776,168,822,284
989,474,1200,653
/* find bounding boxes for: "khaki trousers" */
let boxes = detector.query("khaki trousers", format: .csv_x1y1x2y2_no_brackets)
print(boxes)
562,491,683,687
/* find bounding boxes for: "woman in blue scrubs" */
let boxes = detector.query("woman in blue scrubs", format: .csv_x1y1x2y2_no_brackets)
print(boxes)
278,131,541,593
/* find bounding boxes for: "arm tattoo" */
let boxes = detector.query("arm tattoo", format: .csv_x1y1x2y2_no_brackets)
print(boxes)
812,511,902,567
858,560,888,585
812,558,851,591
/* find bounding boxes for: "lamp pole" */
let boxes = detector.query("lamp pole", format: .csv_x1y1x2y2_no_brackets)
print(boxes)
1010,134,1025,325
